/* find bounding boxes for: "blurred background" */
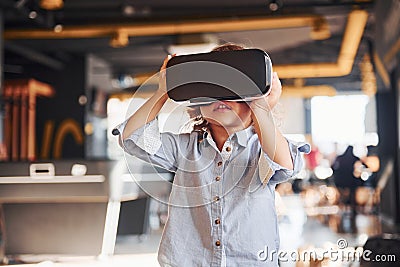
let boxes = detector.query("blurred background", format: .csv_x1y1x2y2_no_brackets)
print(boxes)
0,0,399,266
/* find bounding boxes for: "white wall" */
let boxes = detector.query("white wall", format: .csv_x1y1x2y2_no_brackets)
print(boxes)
86,54,113,92
279,97,306,134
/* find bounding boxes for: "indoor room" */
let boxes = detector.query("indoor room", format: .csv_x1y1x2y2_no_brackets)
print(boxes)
0,0,399,266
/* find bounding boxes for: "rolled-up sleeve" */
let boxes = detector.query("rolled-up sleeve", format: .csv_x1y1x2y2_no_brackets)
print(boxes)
122,119,162,155
259,139,310,186
115,118,181,172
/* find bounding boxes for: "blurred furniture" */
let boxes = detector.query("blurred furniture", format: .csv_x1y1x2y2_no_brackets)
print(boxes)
360,234,400,267
0,160,172,257
117,162,173,236
117,197,150,236
0,160,115,256
3,79,54,161
355,186,380,214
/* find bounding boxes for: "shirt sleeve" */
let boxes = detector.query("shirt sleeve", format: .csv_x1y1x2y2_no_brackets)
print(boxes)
115,118,182,172
258,139,310,186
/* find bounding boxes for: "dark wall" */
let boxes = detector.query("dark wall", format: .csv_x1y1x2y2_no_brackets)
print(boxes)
375,85,400,226
5,54,86,159
374,0,400,227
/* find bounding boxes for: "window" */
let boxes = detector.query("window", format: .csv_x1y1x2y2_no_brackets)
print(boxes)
311,95,377,155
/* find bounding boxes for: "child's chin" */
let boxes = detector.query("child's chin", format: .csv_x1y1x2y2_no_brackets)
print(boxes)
221,120,244,129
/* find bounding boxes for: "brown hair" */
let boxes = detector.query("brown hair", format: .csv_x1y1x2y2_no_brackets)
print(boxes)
211,43,246,52
186,43,247,133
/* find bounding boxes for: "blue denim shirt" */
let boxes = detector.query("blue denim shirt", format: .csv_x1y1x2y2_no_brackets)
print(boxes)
118,119,309,267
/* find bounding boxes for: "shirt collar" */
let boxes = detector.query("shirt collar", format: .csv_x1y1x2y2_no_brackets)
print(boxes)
202,126,253,148
235,126,254,148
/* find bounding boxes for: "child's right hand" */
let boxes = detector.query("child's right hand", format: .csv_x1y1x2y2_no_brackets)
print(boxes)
158,54,175,94
267,72,282,109
122,54,175,139
250,72,282,112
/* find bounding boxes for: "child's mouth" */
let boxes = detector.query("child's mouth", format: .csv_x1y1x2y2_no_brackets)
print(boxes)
213,102,232,111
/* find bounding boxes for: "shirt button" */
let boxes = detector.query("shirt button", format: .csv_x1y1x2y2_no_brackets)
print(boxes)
215,176,221,181
215,240,221,247
217,161,222,166
214,196,220,202
215,218,221,225
226,147,231,152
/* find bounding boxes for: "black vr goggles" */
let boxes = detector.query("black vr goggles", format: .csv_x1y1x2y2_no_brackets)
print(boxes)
166,49,273,105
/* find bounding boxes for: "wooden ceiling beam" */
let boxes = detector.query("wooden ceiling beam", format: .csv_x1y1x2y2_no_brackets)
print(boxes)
4,10,368,80
4,15,323,39
275,9,368,78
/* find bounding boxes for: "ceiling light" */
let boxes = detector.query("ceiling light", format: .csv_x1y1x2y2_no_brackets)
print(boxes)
141,7,152,16
268,0,282,12
53,24,63,33
28,11,37,19
269,3,279,11
40,0,64,10
110,31,129,48
122,5,136,16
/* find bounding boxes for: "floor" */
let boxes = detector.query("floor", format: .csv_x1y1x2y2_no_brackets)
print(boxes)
4,194,384,267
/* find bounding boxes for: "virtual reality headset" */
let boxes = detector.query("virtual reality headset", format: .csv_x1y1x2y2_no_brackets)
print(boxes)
166,48,272,105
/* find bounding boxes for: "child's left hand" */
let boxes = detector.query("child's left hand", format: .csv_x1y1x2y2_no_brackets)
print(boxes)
250,72,282,111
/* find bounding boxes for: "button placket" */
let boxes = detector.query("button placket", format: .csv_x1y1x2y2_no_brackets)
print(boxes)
211,155,223,260
221,140,232,162
212,141,234,255
216,158,223,181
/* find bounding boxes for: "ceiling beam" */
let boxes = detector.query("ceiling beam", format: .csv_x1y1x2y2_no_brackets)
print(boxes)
274,9,368,78
127,9,368,80
4,41,64,70
4,15,325,39
281,85,336,98
4,9,368,79
2,0,54,28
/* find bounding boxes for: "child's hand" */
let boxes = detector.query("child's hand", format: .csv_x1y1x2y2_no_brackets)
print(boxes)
158,54,175,94
250,72,282,111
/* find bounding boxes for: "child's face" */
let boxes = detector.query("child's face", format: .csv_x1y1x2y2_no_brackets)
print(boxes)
200,101,252,130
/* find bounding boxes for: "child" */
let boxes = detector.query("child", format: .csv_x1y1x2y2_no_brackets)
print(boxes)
116,43,309,266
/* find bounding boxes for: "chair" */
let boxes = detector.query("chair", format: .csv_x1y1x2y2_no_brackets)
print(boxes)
360,233,400,267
